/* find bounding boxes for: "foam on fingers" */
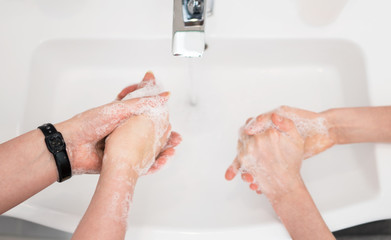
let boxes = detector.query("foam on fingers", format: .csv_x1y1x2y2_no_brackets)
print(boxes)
236,106,330,196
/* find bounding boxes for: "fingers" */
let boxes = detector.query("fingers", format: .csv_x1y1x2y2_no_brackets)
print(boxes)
116,84,138,101
250,183,262,194
155,146,175,165
245,117,253,125
241,172,254,183
163,131,182,150
155,148,174,167
138,71,156,88
161,132,182,155
146,131,181,175
242,174,263,195
146,158,167,175
116,71,156,100
271,113,291,132
97,92,170,138
146,154,171,175
158,148,175,158
124,91,170,113
146,147,176,175
271,113,301,139
244,114,271,135
225,157,240,181
250,183,258,190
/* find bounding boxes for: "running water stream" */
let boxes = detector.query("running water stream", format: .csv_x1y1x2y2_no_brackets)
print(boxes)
186,57,202,106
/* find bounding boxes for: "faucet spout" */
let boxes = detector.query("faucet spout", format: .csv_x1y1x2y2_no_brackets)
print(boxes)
172,0,212,57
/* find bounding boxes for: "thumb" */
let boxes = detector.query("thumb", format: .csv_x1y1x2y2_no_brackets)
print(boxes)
138,71,156,88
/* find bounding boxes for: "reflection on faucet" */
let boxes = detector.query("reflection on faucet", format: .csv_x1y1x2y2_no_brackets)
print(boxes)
172,0,213,57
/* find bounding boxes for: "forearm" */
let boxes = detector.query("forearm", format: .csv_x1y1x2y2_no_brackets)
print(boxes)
0,129,58,214
268,179,334,240
323,106,391,144
72,156,138,240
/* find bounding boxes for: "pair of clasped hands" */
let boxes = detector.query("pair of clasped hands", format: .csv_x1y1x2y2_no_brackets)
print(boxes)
64,72,337,239
69,71,334,196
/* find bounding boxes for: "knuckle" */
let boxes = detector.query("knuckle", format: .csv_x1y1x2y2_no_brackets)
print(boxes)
256,114,264,122
268,128,279,138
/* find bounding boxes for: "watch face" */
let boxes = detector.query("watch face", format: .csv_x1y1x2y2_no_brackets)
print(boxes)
46,132,65,153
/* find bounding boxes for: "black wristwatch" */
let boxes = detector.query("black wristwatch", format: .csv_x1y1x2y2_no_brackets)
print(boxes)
38,123,72,182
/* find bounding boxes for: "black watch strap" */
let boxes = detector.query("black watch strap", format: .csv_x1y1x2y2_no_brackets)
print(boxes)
38,123,72,182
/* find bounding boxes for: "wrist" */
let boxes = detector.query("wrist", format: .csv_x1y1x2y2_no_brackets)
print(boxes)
101,161,139,189
321,108,343,144
101,152,142,178
54,121,77,165
265,174,306,204
34,129,59,181
37,123,72,182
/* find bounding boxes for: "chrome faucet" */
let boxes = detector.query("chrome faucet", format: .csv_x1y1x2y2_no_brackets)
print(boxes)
172,0,213,57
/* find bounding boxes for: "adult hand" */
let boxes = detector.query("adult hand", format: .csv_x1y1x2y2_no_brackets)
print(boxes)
227,113,305,198
225,106,335,187
224,113,335,239
245,106,335,159
56,72,181,175
71,73,178,240
116,72,182,174
103,111,172,177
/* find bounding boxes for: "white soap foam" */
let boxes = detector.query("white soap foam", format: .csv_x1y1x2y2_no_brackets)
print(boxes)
276,108,329,138
244,107,329,139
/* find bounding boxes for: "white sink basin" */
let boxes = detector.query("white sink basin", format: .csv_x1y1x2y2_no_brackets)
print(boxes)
16,38,377,238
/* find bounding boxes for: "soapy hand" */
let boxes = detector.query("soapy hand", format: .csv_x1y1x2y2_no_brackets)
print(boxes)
227,113,306,198
244,106,334,159
225,106,335,195
71,73,179,239
103,112,172,177
103,72,178,176
116,72,182,174
56,72,181,175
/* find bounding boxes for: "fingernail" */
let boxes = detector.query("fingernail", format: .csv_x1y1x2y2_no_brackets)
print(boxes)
144,71,155,78
250,183,258,190
142,71,156,83
241,173,246,181
158,92,171,103
225,167,235,180
159,91,170,98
